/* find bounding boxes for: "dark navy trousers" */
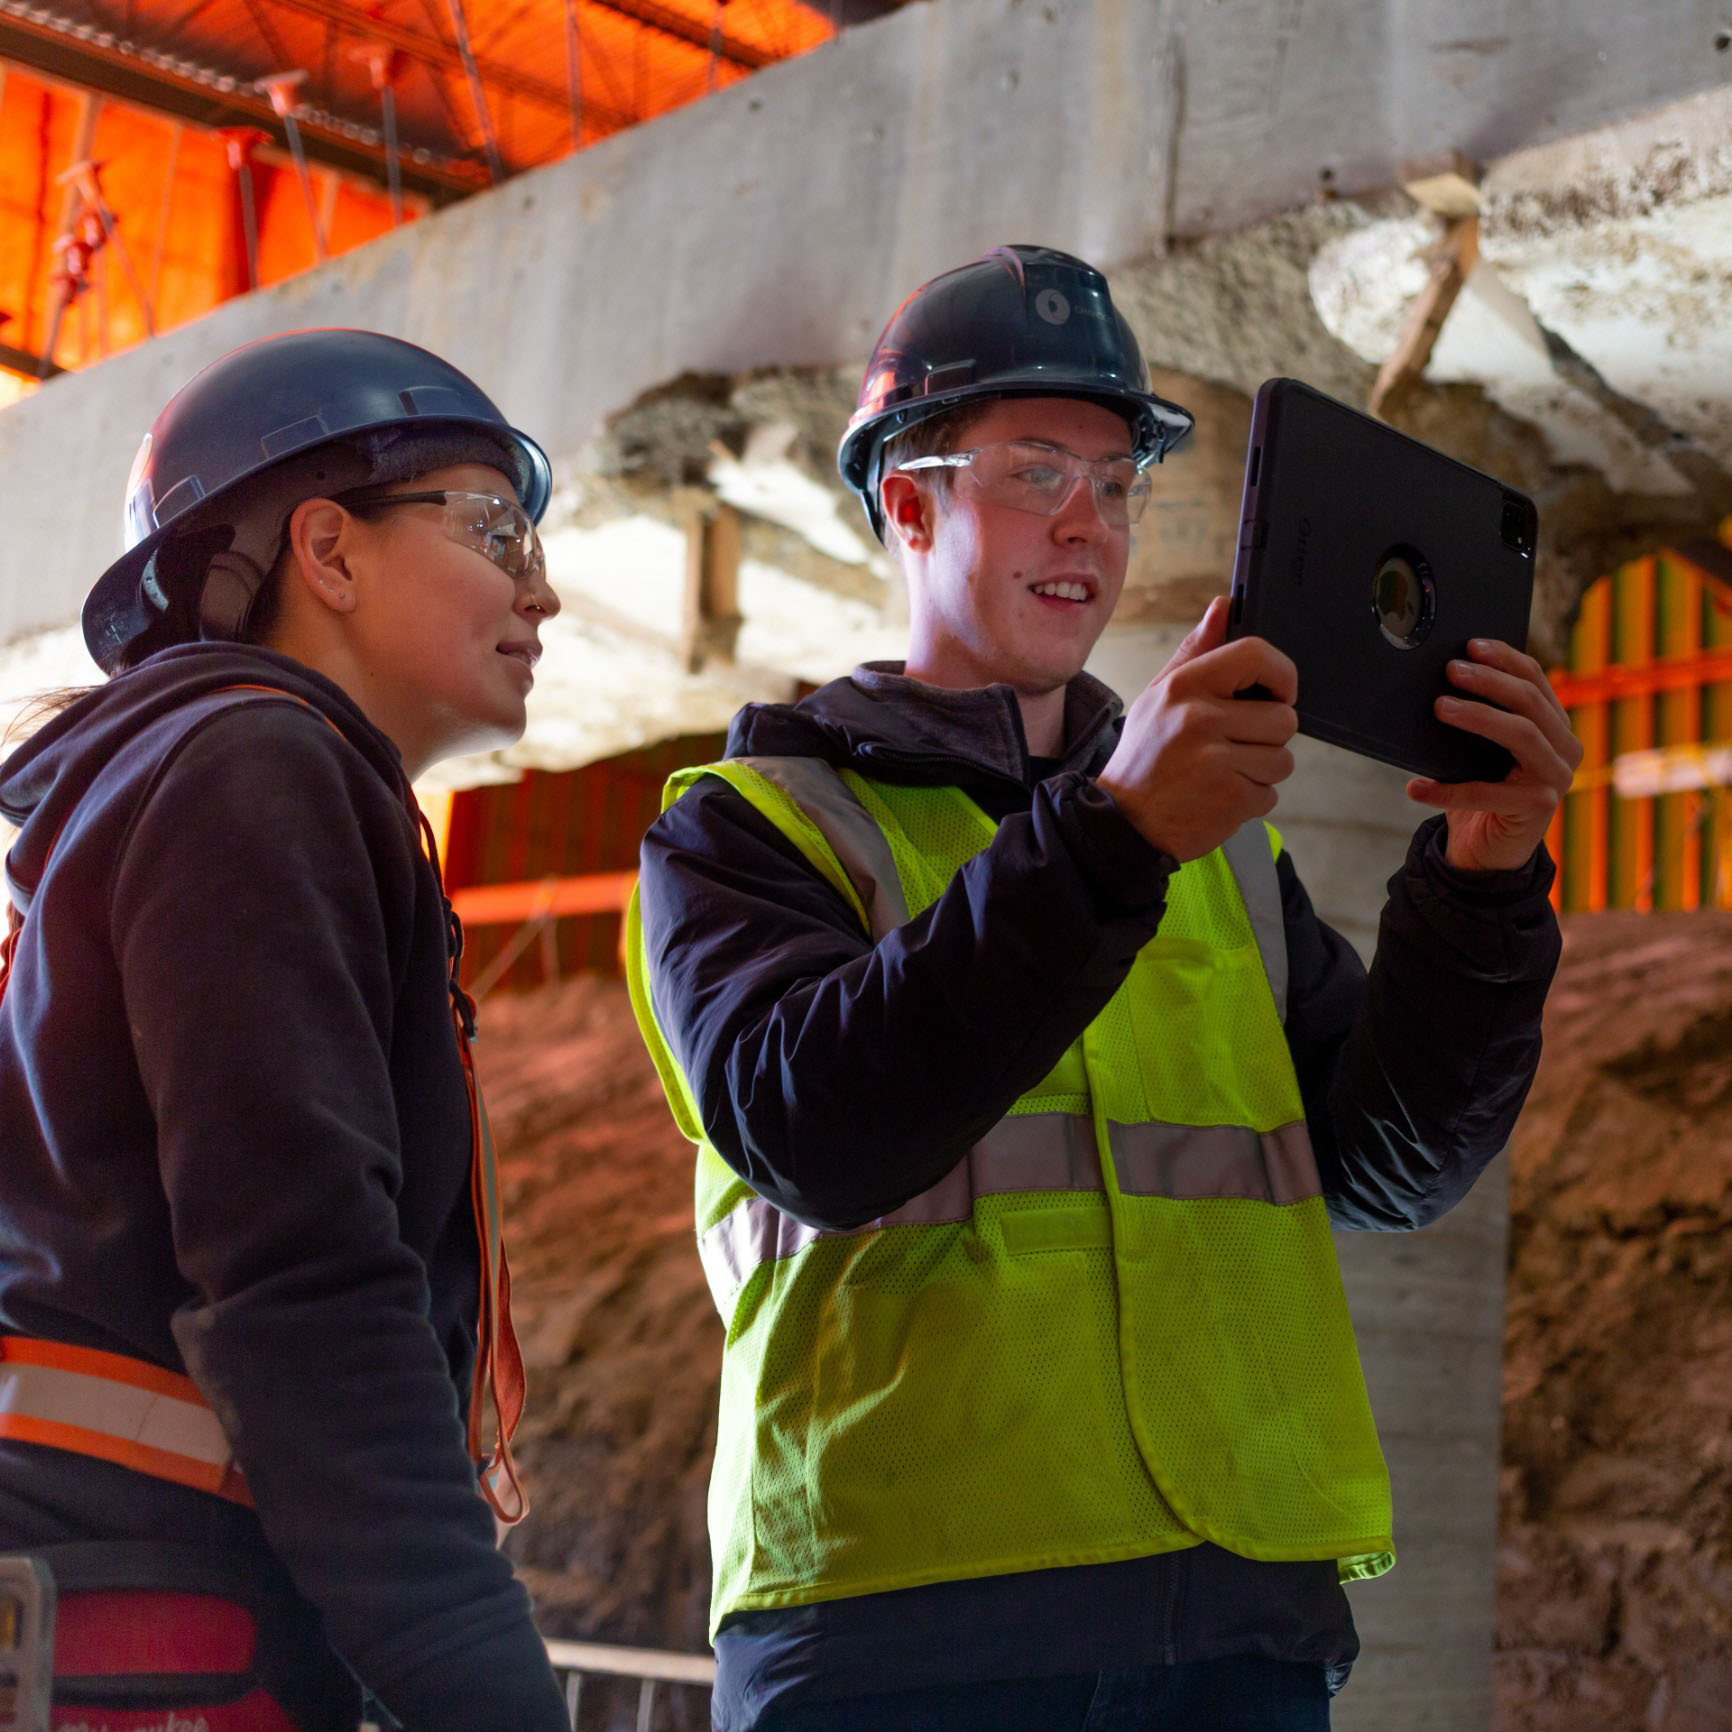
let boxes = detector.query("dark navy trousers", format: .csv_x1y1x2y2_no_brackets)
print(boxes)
750,1655,1331,1730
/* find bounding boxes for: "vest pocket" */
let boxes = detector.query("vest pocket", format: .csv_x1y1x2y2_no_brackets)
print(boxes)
1118,939,1288,1127
1000,1201,1113,1254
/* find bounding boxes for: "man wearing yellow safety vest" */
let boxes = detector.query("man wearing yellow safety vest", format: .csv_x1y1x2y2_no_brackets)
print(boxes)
626,245,1581,1731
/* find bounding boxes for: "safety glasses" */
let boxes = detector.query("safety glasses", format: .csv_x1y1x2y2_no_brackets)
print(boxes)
895,440,1153,527
339,488,547,583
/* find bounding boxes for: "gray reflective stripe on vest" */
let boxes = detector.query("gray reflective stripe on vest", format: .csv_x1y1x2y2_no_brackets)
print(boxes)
1108,1119,1320,1206
697,1110,1092,1310
697,1112,1318,1308
0,1360,234,1468
736,761,1287,1020
733,758,909,938
1219,819,1288,1023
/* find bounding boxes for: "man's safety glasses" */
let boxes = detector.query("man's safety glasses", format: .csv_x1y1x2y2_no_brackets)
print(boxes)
339,489,546,583
894,441,1154,528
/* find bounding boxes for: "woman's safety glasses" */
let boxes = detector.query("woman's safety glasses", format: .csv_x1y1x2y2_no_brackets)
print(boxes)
894,440,1154,527
340,489,546,582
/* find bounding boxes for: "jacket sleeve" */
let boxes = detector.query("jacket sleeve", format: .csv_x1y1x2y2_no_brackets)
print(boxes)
1281,814,1561,1231
638,769,1173,1230
107,705,567,1732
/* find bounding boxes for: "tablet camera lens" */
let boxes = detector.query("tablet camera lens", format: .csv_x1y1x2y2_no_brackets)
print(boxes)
1500,495,1537,557
1373,549,1436,649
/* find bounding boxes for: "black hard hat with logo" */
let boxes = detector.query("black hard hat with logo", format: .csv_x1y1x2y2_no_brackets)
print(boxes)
838,244,1196,540
83,328,553,674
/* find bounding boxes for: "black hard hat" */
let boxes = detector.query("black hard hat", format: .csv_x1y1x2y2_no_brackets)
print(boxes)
83,328,553,674
838,244,1195,540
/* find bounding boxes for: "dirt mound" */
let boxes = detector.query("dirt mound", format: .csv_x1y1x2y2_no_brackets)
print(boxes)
1496,911,1732,1732
475,920,1732,1732
472,975,721,1727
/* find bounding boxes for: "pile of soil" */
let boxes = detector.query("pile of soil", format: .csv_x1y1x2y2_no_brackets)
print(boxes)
474,918,1732,1731
1495,911,1732,1732
472,976,722,1728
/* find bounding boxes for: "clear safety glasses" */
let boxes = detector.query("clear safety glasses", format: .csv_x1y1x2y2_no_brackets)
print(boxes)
340,488,547,583
895,440,1154,528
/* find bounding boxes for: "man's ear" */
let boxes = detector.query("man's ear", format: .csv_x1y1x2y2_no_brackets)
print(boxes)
285,497,358,614
879,473,935,555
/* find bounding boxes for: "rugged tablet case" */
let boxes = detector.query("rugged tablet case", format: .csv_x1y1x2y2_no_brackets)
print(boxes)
1226,378,1537,784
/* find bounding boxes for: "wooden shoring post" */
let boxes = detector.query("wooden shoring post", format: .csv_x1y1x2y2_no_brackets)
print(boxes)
1618,558,1657,911
680,494,743,674
1573,580,1613,914
1659,555,1704,909
1708,524,1732,906
1368,150,1483,423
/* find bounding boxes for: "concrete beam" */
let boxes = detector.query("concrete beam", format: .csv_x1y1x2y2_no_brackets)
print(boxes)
3,0,1728,659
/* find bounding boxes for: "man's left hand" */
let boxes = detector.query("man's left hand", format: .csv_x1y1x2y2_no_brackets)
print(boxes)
1406,638,1584,874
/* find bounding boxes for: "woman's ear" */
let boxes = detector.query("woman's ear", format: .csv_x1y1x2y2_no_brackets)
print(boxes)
285,497,359,614
879,473,935,555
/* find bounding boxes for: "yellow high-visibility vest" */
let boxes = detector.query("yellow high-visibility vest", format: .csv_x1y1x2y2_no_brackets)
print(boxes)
626,758,1393,1637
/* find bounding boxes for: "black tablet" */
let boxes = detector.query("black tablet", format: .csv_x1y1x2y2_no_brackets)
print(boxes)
1225,377,1537,783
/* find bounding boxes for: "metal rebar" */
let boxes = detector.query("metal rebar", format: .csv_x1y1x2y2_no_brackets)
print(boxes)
37,90,99,376
444,0,505,183
705,0,723,91
147,119,181,317
235,149,259,288
65,160,158,335
562,0,583,148
381,80,403,221
259,72,328,260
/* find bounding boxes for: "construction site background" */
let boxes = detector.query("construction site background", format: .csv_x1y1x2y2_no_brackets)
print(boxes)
472,912,1732,1732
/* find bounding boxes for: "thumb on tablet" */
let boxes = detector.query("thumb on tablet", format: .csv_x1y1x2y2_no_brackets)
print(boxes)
1157,596,1230,680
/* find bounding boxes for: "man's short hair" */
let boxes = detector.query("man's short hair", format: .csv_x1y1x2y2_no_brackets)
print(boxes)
876,402,993,553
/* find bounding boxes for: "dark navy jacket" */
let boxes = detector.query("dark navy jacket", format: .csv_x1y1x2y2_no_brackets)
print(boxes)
0,644,567,1731
635,664,1562,1725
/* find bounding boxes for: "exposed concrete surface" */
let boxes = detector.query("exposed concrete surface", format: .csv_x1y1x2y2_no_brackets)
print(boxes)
3,0,1731,766
1310,83,1732,660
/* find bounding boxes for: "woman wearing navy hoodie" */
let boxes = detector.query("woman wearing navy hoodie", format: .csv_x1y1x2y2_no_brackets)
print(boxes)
0,331,571,1730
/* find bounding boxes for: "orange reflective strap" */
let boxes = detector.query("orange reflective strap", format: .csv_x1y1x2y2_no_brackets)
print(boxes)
0,1337,253,1506
457,1015,529,1524
410,790,530,1525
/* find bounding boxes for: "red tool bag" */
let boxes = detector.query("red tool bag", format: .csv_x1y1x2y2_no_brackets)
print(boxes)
34,1543,363,1732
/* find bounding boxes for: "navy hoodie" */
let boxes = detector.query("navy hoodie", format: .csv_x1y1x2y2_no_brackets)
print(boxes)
637,664,1564,1723
0,644,567,1731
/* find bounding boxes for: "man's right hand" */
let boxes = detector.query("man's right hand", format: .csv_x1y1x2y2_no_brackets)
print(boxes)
1096,596,1299,862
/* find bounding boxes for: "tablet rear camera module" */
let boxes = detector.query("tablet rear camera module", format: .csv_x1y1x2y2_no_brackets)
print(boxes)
1500,494,1537,558
1372,548,1436,649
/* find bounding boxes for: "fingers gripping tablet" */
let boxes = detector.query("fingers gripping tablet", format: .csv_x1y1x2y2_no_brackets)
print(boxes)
1225,378,1536,783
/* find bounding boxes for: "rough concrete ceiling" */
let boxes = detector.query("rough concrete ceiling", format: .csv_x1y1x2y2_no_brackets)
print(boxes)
546,83,1732,733
6,14,1731,788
